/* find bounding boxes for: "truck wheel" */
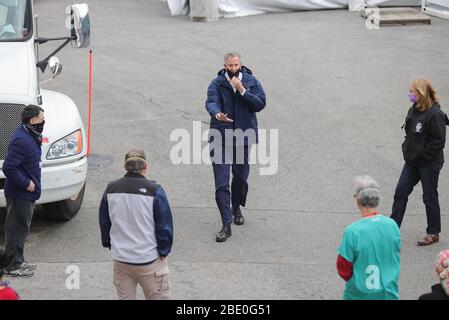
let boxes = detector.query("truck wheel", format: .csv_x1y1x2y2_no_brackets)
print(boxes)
43,183,86,221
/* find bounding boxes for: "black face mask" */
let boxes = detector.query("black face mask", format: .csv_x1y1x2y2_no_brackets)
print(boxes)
29,120,45,135
226,68,241,79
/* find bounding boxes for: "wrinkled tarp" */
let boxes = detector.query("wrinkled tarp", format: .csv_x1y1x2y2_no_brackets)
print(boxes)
167,0,190,15
166,0,421,17
349,0,420,10
426,0,449,6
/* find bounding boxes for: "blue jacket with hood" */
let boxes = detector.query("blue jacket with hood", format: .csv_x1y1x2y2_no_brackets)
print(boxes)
2,125,42,201
205,66,266,145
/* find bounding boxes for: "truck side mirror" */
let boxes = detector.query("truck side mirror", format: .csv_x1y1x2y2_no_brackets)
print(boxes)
39,56,63,85
48,56,63,78
70,4,90,48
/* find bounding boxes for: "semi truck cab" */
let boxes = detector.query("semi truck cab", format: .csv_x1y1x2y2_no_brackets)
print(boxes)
0,0,90,221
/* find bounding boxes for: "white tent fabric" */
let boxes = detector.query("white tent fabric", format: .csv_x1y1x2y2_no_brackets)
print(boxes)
167,0,189,15
349,0,420,10
354,0,420,7
167,0,421,16
424,0,449,6
218,0,348,17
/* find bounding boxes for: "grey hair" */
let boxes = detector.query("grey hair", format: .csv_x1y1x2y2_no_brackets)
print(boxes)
224,52,241,63
124,149,147,174
354,175,380,208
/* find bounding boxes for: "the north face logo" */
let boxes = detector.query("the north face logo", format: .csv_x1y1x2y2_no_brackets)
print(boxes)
139,188,147,193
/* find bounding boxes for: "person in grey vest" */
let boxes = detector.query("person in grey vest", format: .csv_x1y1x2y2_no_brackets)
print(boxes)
99,149,173,300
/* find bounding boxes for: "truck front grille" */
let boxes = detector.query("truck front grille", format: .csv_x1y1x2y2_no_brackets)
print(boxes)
0,103,25,160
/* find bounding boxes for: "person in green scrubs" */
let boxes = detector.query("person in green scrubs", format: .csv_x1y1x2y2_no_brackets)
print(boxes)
337,175,401,300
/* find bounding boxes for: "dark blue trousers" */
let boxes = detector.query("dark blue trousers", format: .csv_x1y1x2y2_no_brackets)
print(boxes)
211,145,250,227
4,198,35,271
391,162,442,234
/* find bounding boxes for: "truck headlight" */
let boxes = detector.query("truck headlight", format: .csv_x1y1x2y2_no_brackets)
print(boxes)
47,130,83,159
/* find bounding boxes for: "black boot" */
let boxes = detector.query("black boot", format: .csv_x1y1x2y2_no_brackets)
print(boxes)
216,225,232,242
233,207,244,225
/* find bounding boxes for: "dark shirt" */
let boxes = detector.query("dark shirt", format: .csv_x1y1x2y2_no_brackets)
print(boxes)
419,284,449,300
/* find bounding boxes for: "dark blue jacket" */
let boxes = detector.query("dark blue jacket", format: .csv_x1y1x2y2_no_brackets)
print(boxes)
205,66,266,145
2,125,42,201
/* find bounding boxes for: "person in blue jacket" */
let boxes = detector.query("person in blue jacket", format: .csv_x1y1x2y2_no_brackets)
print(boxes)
205,52,266,242
2,105,45,278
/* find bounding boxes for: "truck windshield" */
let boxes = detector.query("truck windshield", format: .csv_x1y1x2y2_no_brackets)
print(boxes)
0,0,31,41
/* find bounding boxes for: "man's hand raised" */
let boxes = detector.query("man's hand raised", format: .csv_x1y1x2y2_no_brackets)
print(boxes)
215,112,234,123
230,77,245,94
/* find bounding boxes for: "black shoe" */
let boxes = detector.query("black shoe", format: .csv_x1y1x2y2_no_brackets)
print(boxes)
216,225,232,242
233,207,244,225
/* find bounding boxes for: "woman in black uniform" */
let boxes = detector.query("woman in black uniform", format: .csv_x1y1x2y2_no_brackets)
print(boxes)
391,78,447,246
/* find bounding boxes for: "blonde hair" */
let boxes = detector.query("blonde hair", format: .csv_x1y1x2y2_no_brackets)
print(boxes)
411,77,439,112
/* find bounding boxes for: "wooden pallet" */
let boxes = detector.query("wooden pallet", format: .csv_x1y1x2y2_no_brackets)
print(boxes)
362,7,431,27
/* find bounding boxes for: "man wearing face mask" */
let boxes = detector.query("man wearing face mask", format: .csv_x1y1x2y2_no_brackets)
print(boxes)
205,52,266,242
2,105,45,277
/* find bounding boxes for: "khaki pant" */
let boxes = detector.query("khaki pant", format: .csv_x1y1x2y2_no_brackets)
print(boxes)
113,258,170,300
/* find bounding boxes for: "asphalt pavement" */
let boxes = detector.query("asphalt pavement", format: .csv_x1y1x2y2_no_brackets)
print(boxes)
1,0,449,299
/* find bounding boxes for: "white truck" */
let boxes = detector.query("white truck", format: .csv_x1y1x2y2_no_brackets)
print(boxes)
0,0,90,221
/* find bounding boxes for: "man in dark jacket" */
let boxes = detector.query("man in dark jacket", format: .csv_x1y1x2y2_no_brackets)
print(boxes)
99,149,173,299
205,52,266,242
2,105,45,277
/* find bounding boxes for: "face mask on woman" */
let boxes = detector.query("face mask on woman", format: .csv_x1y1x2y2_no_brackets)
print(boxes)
408,92,418,104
